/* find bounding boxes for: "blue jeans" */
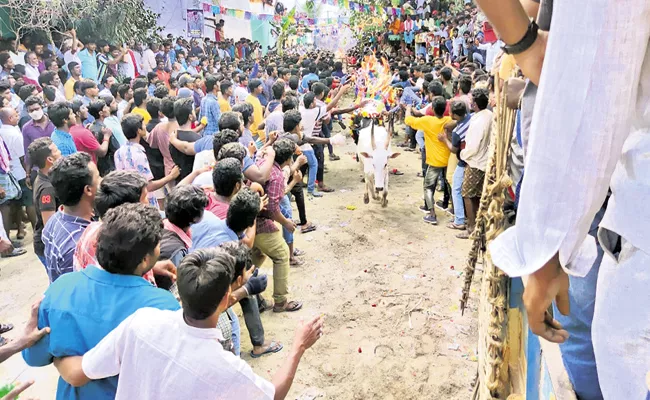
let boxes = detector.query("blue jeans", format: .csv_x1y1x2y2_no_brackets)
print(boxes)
279,194,293,244
37,254,47,269
227,308,241,356
552,205,604,400
452,165,466,225
303,149,318,193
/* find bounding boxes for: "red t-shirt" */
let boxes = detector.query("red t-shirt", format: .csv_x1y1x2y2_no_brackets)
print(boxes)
205,189,229,220
424,100,451,117
70,124,100,163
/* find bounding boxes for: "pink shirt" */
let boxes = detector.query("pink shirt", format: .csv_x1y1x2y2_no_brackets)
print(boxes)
205,189,229,220
70,124,100,163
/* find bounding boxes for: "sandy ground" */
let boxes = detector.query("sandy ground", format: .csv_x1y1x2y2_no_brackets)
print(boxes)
0,120,480,399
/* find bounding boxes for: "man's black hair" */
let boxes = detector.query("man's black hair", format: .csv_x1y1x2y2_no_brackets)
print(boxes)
303,92,316,109
238,73,248,84
161,95,176,119
88,99,107,119
133,87,148,107
220,241,253,283
205,74,219,93
450,100,468,118
18,84,36,101
288,76,299,90
281,96,297,112
27,137,53,169
132,78,148,91
177,248,234,320
174,97,194,125
217,142,246,162
38,71,56,87
283,109,301,133
42,86,56,102
117,83,130,99
218,111,241,132
48,102,71,128
312,82,327,97
146,96,161,119
220,80,232,95
308,63,317,73
121,113,144,140
432,96,447,118
95,170,148,218
458,74,472,95
271,81,285,100
226,186,260,233
212,157,243,197
231,102,252,126
153,85,169,99
80,79,97,94
165,185,209,230
273,138,294,165
50,152,93,206
428,81,443,97
247,79,262,93
440,67,452,81
0,80,10,94
472,88,489,110
97,203,164,275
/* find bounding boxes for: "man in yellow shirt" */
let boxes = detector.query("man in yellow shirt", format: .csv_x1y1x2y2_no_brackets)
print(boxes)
131,87,152,124
64,62,82,101
245,79,265,141
405,98,455,225
218,81,233,113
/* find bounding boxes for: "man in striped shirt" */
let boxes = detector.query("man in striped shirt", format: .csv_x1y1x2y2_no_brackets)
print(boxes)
439,100,471,231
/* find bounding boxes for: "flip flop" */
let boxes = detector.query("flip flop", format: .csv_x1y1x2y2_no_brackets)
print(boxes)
0,323,13,334
319,187,335,193
456,231,470,239
0,336,6,347
290,258,304,267
1,248,26,258
301,224,316,234
390,169,404,176
447,223,466,230
273,300,303,313
258,296,274,313
250,341,284,358
293,249,306,257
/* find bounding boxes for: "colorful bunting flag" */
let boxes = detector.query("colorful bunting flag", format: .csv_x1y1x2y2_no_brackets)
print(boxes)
212,5,219,14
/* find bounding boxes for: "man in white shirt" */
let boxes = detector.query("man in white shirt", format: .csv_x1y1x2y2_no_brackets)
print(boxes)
234,74,250,105
53,247,324,400
63,29,83,70
0,107,34,238
141,43,158,75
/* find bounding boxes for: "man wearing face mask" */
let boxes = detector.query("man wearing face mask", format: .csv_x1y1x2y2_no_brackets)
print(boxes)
22,96,54,184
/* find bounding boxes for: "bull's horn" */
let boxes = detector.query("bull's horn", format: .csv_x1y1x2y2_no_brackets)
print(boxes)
371,121,376,150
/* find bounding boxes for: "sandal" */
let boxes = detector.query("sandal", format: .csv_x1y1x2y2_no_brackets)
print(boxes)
456,231,470,239
390,169,404,176
447,223,466,230
0,323,14,334
16,231,25,240
258,296,274,313
250,341,284,358
1,248,26,258
319,186,335,193
290,258,304,266
301,224,316,234
293,248,306,257
416,172,424,178
273,300,303,313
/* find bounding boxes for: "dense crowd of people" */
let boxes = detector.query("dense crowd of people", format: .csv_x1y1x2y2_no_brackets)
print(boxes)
0,0,623,398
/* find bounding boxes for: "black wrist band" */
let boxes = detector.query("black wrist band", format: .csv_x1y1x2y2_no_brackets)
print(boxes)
502,20,539,55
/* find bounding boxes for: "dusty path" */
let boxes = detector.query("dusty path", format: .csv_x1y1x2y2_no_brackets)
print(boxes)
0,120,479,399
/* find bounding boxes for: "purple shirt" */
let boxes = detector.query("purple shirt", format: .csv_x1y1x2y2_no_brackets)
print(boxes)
22,119,55,169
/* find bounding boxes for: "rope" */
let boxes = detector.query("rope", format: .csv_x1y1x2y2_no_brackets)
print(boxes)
459,78,517,399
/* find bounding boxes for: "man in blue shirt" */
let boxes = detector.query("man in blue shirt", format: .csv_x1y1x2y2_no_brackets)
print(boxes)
77,40,98,82
42,152,98,283
49,103,78,157
23,203,180,400
199,74,221,136
300,63,319,93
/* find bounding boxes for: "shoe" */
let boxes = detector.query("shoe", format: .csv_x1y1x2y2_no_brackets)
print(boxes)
435,200,450,213
419,205,430,213
423,215,438,225
308,190,323,198
337,120,346,130
329,154,341,161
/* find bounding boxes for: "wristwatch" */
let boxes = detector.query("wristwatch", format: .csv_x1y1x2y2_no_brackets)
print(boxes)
502,20,539,55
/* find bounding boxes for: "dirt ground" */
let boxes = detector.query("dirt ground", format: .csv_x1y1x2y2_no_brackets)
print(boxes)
0,120,480,399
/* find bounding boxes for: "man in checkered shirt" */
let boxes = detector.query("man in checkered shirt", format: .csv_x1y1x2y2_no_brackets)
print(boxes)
252,139,303,312
42,152,100,283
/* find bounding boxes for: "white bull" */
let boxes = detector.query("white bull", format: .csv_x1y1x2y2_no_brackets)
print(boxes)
357,118,400,207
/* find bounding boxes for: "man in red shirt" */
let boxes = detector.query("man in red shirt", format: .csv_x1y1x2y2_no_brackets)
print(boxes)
69,100,111,164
